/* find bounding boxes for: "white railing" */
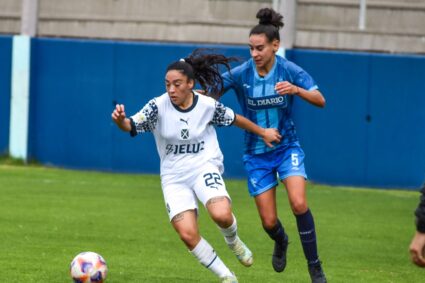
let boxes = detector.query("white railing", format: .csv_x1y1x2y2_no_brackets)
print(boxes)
359,0,366,30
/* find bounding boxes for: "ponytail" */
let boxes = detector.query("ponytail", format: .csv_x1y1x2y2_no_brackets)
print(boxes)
166,49,237,97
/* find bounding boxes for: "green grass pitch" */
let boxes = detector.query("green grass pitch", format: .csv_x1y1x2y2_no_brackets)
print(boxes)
0,164,423,282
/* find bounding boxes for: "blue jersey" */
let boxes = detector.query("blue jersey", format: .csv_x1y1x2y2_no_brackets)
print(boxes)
222,56,318,154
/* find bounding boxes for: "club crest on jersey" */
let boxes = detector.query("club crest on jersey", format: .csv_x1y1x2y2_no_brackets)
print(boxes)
181,129,189,139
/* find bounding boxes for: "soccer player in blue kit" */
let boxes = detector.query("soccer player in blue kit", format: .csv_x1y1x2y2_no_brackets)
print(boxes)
216,8,327,283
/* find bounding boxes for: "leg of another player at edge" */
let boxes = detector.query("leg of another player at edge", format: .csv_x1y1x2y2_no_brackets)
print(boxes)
206,196,254,267
171,210,234,279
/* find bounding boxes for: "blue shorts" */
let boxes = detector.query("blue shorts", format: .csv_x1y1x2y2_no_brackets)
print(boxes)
242,142,307,197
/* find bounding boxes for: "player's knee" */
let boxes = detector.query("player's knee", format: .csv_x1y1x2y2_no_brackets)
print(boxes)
291,200,308,215
210,209,233,227
261,215,278,230
206,196,232,226
178,230,200,248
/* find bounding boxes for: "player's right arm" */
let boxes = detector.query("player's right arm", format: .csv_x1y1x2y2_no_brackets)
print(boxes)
111,104,132,132
218,71,233,99
212,64,242,100
233,114,281,148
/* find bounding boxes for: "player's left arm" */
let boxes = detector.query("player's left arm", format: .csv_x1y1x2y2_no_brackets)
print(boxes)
275,81,325,108
233,114,281,148
275,68,325,108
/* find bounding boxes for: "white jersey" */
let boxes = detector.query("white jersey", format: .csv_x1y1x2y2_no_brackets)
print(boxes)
130,91,235,176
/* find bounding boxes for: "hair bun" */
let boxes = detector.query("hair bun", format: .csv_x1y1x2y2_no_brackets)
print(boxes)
256,8,284,29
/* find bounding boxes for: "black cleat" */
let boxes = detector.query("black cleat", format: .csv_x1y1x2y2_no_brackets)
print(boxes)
308,262,327,283
272,233,288,272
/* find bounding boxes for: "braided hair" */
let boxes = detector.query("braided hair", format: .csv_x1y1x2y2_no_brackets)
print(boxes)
166,49,237,97
250,8,284,42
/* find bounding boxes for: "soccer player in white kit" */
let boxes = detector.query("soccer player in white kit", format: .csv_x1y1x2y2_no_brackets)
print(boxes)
111,49,282,283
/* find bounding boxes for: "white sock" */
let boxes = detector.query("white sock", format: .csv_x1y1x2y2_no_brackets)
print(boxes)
219,215,238,245
190,237,233,278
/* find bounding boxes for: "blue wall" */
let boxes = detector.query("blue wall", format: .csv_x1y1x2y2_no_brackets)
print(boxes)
28,38,249,177
4,36,423,189
0,35,12,154
287,49,425,189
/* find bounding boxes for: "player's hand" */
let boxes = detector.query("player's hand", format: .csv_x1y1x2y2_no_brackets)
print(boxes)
111,104,127,123
262,128,282,148
409,231,425,267
275,81,299,95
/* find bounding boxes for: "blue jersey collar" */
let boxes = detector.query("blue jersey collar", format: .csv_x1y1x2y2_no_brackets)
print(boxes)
252,56,278,80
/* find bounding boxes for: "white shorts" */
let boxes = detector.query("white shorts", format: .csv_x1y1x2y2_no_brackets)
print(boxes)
161,162,230,221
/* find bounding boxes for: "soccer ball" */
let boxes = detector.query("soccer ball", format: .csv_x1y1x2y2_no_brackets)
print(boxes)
70,252,108,283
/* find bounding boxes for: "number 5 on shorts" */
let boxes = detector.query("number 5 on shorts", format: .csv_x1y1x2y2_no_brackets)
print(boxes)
291,153,299,166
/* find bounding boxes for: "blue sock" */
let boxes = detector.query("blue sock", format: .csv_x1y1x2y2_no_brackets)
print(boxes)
263,219,286,244
295,209,319,265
